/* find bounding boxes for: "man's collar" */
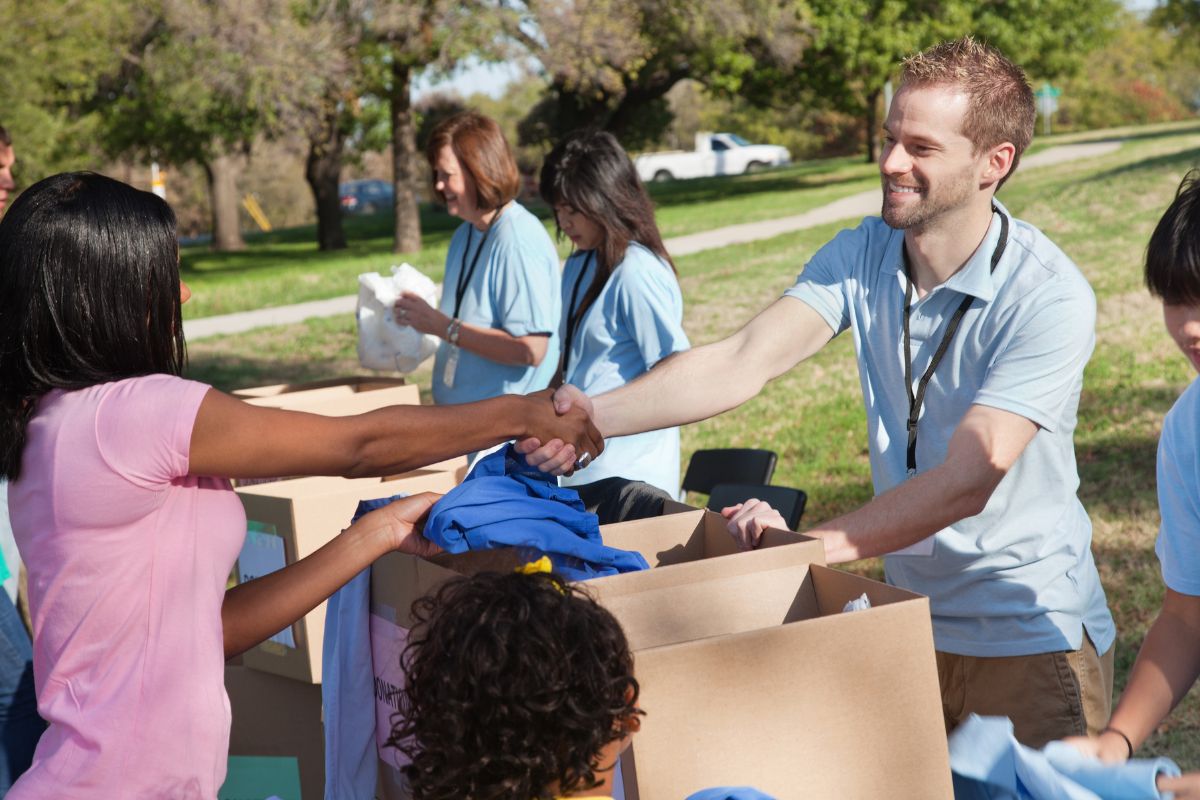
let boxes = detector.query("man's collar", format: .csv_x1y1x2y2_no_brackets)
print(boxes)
889,201,1009,303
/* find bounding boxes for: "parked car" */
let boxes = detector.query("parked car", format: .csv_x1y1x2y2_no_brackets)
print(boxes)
634,132,791,183
339,179,394,215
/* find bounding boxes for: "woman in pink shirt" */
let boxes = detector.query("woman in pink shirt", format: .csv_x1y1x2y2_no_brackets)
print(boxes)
0,172,600,799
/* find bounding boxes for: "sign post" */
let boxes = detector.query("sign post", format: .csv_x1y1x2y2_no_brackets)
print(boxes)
1034,82,1062,136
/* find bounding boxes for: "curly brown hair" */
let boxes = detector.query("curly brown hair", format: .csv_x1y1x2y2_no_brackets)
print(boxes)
389,571,643,799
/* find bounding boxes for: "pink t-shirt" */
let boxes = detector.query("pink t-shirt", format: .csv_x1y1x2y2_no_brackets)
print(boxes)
7,375,246,799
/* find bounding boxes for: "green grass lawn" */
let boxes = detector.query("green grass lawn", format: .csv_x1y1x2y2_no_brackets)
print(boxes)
187,118,1200,767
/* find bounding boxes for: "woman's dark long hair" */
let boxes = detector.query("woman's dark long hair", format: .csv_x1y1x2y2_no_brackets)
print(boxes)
0,172,185,481
540,130,676,326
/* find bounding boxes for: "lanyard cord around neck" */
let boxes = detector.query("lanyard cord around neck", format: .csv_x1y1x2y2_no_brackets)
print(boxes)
453,208,505,319
902,206,1008,476
559,250,597,383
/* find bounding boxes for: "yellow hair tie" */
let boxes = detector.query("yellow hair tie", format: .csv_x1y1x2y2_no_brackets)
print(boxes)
515,556,553,576
515,556,565,593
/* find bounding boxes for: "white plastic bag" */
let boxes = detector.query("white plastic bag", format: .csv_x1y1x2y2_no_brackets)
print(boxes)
356,263,441,373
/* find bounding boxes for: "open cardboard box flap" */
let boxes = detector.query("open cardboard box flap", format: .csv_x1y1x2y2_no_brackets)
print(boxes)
236,469,461,684
233,375,415,401
613,563,951,799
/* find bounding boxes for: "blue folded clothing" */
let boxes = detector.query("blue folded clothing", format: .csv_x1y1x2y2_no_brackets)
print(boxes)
949,714,1180,800
421,444,649,581
685,788,779,800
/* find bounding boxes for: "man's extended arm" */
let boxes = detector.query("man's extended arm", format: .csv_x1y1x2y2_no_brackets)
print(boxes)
812,404,1038,562
521,296,835,473
592,296,832,436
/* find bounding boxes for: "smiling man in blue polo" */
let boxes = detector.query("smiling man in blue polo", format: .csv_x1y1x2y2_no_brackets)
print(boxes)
526,37,1115,747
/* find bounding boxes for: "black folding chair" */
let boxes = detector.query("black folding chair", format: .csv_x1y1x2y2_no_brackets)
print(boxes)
680,448,777,496
707,483,808,531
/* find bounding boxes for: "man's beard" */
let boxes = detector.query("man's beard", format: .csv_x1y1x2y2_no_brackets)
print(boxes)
880,170,976,232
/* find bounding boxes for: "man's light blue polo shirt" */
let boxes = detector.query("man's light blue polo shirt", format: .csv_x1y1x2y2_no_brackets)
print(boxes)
432,202,561,405
1155,377,1200,596
558,243,690,496
785,202,1115,658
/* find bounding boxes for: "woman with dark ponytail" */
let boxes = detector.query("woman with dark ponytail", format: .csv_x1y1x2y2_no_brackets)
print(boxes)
539,131,690,500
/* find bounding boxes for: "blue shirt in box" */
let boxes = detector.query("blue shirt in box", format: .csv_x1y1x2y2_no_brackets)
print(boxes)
1155,376,1200,596
785,201,1114,658
558,243,690,497
432,202,561,405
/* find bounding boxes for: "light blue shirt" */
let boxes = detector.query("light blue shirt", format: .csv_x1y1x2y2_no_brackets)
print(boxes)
432,202,561,405
1155,376,1200,596
785,202,1115,658
558,243,690,496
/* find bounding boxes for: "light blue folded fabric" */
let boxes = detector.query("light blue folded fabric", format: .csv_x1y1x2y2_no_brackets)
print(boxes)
950,714,1180,800
1043,741,1180,800
323,495,414,800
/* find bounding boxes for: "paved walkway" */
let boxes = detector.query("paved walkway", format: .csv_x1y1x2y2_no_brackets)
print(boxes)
183,140,1121,341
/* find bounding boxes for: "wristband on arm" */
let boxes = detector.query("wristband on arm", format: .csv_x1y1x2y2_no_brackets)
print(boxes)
1101,726,1134,760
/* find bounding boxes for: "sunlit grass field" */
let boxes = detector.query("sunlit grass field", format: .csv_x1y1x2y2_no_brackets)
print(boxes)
186,119,1200,767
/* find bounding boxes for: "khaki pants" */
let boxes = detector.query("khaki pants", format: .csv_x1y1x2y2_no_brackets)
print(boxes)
937,633,1114,749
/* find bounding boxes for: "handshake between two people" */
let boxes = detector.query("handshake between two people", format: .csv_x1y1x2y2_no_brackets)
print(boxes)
516,384,598,475
516,385,790,547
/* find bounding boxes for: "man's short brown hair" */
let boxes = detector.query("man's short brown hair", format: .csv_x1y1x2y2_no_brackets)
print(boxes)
424,112,520,212
0,125,10,147
900,37,1035,188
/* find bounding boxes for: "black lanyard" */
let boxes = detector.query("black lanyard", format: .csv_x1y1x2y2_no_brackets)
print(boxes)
559,251,596,382
453,210,503,319
902,207,1008,476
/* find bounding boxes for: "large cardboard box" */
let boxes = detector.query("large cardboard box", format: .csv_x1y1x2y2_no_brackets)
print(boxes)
232,382,467,486
223,665,323,800
233,375,417,402
236,469,461,684
242,384,421,414
368,508,827,799
608,563,952,799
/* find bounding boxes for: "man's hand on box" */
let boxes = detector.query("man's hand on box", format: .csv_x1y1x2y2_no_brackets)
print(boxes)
352,492,443,558
722,499,789,550
514,388,603,476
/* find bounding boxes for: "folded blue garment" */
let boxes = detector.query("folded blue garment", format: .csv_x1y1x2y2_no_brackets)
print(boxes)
422,445,649,581
950,714,1180,800
685,788,778,800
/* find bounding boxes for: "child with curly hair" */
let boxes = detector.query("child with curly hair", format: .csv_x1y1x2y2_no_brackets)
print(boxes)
389,569,642,799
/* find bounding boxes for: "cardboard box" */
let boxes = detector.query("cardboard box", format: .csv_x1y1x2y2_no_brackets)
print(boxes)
232,383,467,487
368,508,827,799
242,384,420,415
232,375,416,401
223,665,323,800
610,563,952,799
236,469,461,684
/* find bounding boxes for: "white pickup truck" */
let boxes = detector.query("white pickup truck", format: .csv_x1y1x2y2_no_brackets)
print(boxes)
634,132,791,183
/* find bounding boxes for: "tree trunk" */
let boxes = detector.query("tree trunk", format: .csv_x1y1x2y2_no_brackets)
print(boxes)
391,56,422,254
864,87,883,164
204,152,245,251
306,104,348,252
